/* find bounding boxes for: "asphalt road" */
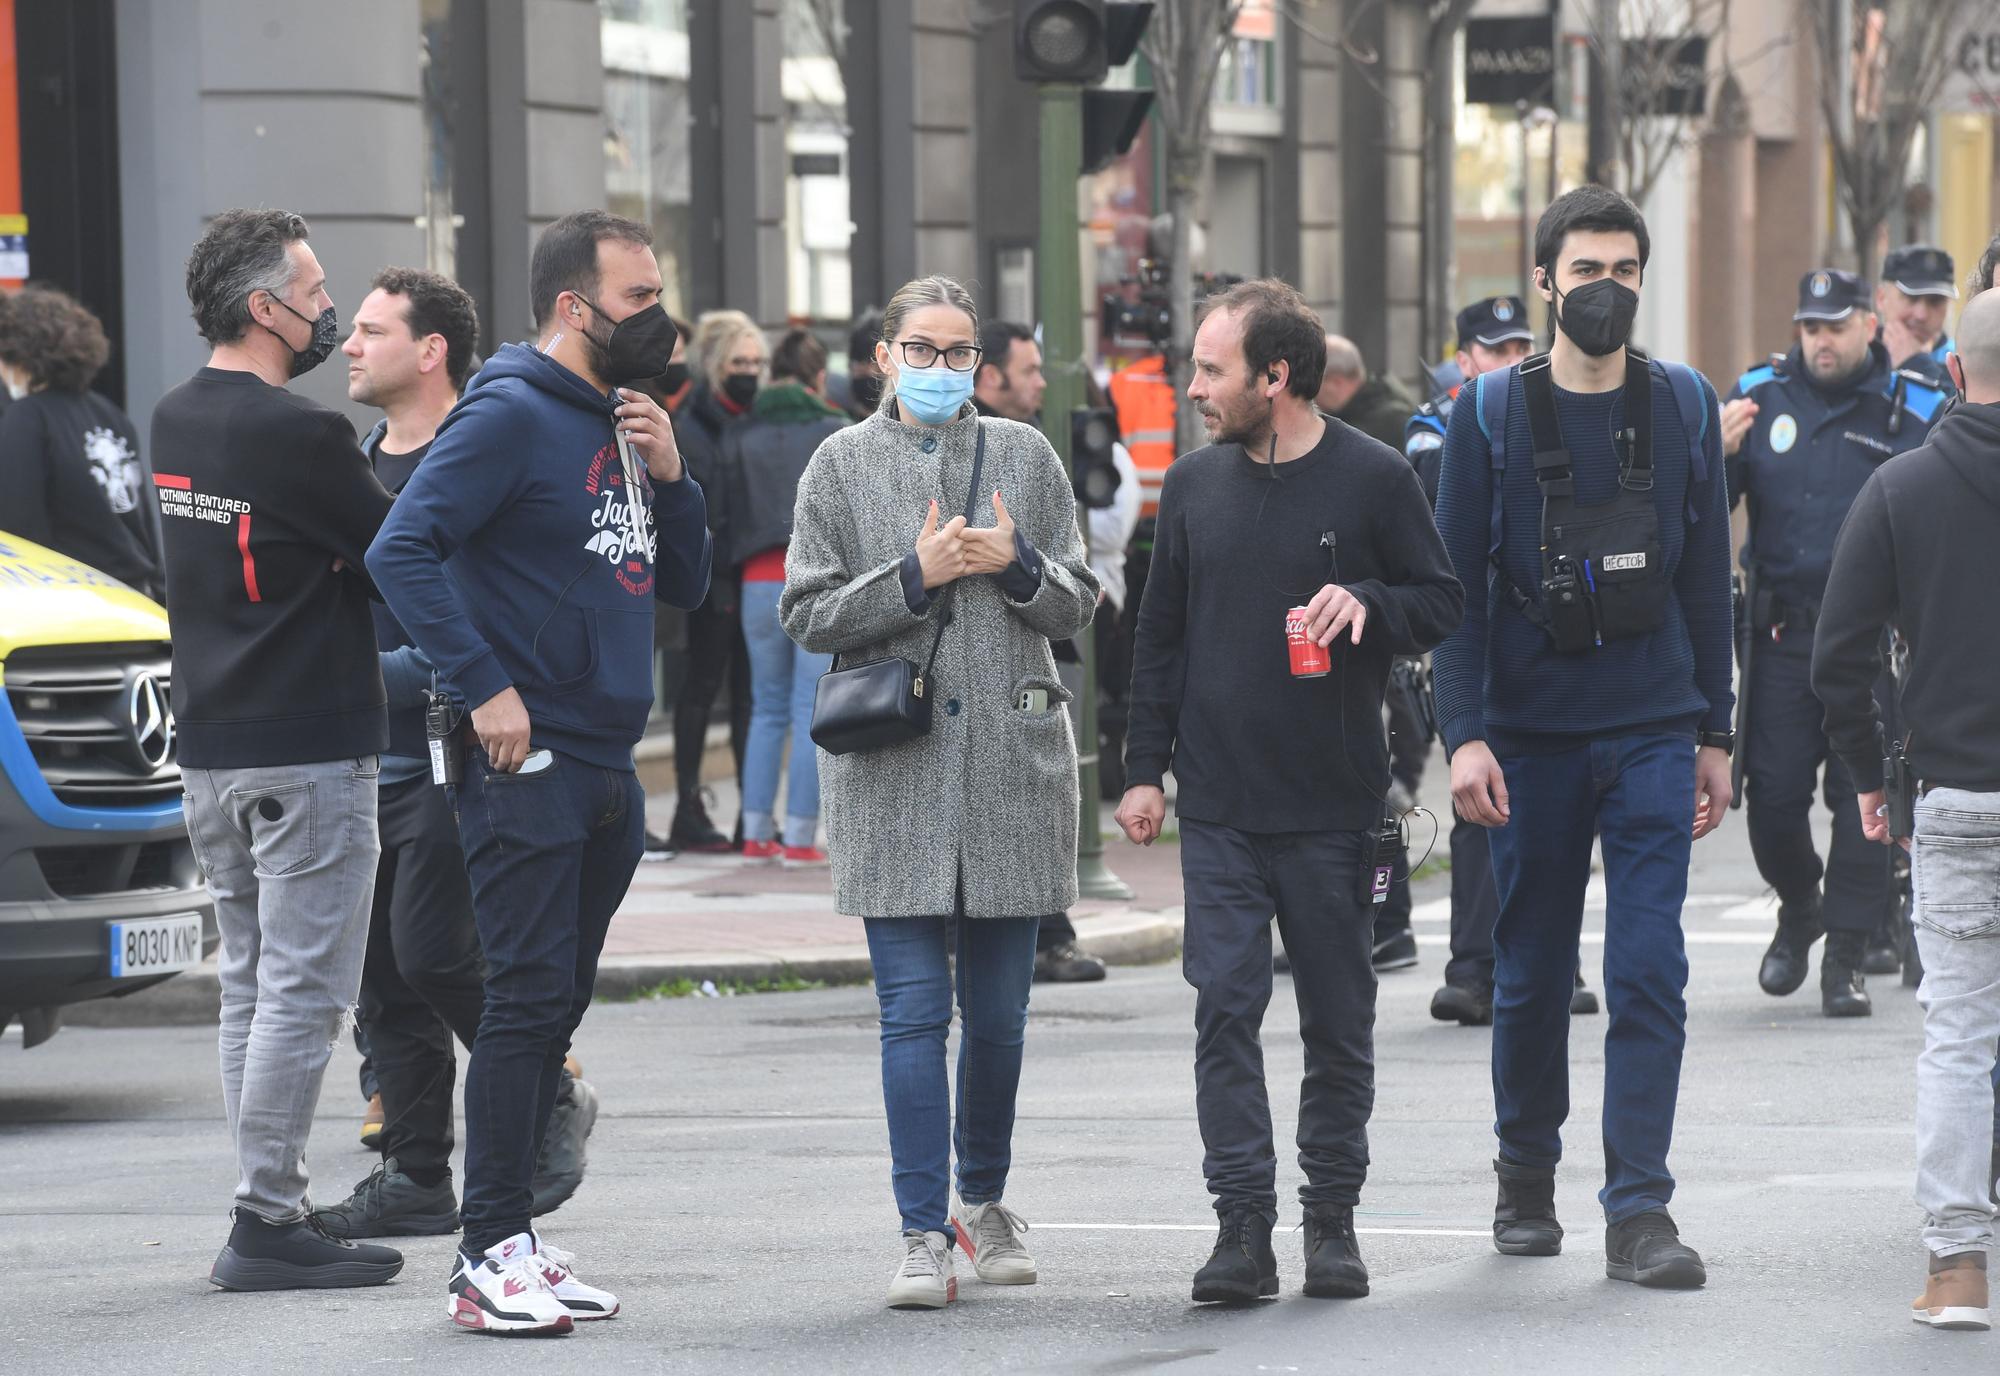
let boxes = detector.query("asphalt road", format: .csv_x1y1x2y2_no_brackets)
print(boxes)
1,803,1973,1375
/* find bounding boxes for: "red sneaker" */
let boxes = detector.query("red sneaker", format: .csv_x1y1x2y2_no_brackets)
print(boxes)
741,840,782,862
781,845,830,869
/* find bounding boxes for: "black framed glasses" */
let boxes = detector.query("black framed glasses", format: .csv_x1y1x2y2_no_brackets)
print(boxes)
893,339,982,371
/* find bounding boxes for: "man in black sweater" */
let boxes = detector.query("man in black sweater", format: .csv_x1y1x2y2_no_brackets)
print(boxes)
1813,286,2000,1332
152,208,403,1292
1117,279,1463,1303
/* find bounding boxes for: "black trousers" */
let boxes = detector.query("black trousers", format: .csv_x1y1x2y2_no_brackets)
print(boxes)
1444,810,1498,986
1181,819,1375,1218
674,595,750,798
1744,634,1893,934
356,773,487,1182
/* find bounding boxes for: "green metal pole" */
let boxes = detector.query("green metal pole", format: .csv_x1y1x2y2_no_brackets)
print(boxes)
1039,83,1132,902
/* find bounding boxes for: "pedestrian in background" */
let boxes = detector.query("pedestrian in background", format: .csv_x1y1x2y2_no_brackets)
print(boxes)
721,326,845,865
154,208,403,1291
665,308,764,853
1813,287,2000,1333
0,285,162,598
831,307,886,421
782,274,1098,1310
636,312,696,861
1315,334,1415,450
1118,278,1462,1305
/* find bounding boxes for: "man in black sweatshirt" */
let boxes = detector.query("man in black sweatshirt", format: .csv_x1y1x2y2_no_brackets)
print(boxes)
1117,278,1463,1304
1813,286,2000,1332
152,208,403,1292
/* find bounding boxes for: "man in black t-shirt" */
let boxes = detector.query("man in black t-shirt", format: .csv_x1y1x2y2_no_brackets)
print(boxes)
1118,279,1463,1304
153,208,403,1293
0,286,162,597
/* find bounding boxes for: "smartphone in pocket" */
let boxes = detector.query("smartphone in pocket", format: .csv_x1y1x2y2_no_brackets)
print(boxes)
517,748,556,775
1017,688,1050,713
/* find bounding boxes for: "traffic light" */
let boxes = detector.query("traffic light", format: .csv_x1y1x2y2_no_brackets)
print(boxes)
1015,2,1154,86
1082,89,1152,175
1070,407,1123,509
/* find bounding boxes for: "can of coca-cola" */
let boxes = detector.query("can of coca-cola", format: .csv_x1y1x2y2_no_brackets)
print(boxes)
1286,606,1330,678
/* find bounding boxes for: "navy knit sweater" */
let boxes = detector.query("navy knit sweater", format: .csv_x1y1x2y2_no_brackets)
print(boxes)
1429,362,1735,754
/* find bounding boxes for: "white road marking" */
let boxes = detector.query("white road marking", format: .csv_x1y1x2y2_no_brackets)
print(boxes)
1033,1223,1491,1239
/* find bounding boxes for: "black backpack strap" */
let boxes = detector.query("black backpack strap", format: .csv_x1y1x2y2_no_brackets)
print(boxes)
1621,348,1655,491
1519,354,1573,501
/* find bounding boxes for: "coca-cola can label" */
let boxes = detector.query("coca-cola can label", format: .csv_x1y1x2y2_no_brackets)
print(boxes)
1286,606,1330,678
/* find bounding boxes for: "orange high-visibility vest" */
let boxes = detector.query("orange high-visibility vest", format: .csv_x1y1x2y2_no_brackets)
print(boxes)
1108,353,1178,518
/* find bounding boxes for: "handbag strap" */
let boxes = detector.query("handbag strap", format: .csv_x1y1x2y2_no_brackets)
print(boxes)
918,422,987,682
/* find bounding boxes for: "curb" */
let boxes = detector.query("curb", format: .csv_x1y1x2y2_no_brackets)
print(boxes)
60,909,1185,1029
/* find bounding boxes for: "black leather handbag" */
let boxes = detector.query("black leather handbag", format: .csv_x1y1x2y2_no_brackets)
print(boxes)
809,425,985,757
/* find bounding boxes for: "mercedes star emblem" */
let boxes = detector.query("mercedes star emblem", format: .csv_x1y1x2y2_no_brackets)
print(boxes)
129,672,174,770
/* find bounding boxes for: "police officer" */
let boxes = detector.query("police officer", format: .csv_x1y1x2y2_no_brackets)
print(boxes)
1878,244,1958,382
1722,268,1945,1016
1406,296,1535,496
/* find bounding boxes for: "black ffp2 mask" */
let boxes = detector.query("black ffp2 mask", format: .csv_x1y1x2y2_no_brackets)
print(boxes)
271,298,340,379
578,298,681,385
1551,278,1640,358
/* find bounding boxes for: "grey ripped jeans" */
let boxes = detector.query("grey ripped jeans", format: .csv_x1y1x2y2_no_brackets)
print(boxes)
183,757,381,1222
1912,786,2000,1257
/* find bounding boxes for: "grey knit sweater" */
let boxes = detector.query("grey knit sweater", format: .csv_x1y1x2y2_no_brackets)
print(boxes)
780,401,1099,918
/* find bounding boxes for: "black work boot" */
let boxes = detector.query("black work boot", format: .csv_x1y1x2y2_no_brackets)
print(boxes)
1430,981,1494,1026
210,1208,404,1291
1192,1206,1278,1303
1758,895,1825,997
1301,1205,1370,1299
666,789,733,854
1605,1210,1707,1289
1861,918,1903,976
1493,1158,1563,1256
1822,930,1873,1018
311,1158,460,1239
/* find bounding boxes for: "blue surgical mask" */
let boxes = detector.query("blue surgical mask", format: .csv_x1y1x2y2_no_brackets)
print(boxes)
895,364,974,424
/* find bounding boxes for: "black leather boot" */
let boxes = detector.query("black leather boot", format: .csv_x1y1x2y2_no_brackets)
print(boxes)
1301,1205,1370,1299
1192,1207,1278,1303
1493,1158,1563,1256
1758,894,1824,996
1822,930,1873,1018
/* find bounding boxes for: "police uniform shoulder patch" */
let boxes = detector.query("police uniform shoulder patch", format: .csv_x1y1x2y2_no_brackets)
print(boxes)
1768,413,1798,454
1736,363,1778,395
1896,370,1947,422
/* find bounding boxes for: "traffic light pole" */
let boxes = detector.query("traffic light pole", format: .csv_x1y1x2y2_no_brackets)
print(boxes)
1039,82,1131,902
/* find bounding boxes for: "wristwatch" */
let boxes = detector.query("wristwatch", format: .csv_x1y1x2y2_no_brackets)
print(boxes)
1698,730,1736,756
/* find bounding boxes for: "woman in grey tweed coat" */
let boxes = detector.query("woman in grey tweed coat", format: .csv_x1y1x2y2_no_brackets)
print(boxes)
780,277,1098,1309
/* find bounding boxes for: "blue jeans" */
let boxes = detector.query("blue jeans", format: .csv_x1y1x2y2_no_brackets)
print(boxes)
864,909,1041,1235
1486,732,1695,1223
740,578,830,844
450,749,644,1252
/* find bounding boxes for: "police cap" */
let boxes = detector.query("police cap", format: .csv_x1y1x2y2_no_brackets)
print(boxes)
1793,269,1872,323
1882,244,1958,300
1456,296,1534,350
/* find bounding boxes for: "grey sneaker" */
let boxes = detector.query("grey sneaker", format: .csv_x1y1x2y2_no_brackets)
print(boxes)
886,1229,957,1309
951,1196,1037,1284
531,1072,599,1218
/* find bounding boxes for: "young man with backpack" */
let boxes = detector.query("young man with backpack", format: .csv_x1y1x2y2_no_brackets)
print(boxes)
1430,186,1736,1290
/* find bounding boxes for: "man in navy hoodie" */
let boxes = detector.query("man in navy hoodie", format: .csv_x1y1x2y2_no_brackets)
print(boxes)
1432,186,1734,1292
368,210,710,1334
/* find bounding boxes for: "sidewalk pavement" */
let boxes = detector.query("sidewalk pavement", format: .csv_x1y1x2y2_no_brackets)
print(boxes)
68,770,1193,1026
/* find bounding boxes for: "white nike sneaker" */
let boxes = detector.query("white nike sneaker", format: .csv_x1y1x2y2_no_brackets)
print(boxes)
530,1231,620,1320
951,1196,1038,1284
885,1229,957,1310
446,1232,573,1335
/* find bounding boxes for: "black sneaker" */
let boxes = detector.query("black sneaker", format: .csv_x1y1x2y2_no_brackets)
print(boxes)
1431,981,1494,1026
313,1158,461,1238
210,1207,404,1291
667,791,733,854
638,830,678,864
1493,1158,1563,1256
1192,1207,1278,1303
1758,896,1824,996
1371,928,1418,972
1301,1205,1370,1298
1604,1210,1706,1288
1033,941,1108,983
1822,931,1873,1018
531,1073,599,1218
1570,972,1600,1016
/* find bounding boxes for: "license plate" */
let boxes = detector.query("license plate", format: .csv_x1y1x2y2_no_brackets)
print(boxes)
107,913,203,978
